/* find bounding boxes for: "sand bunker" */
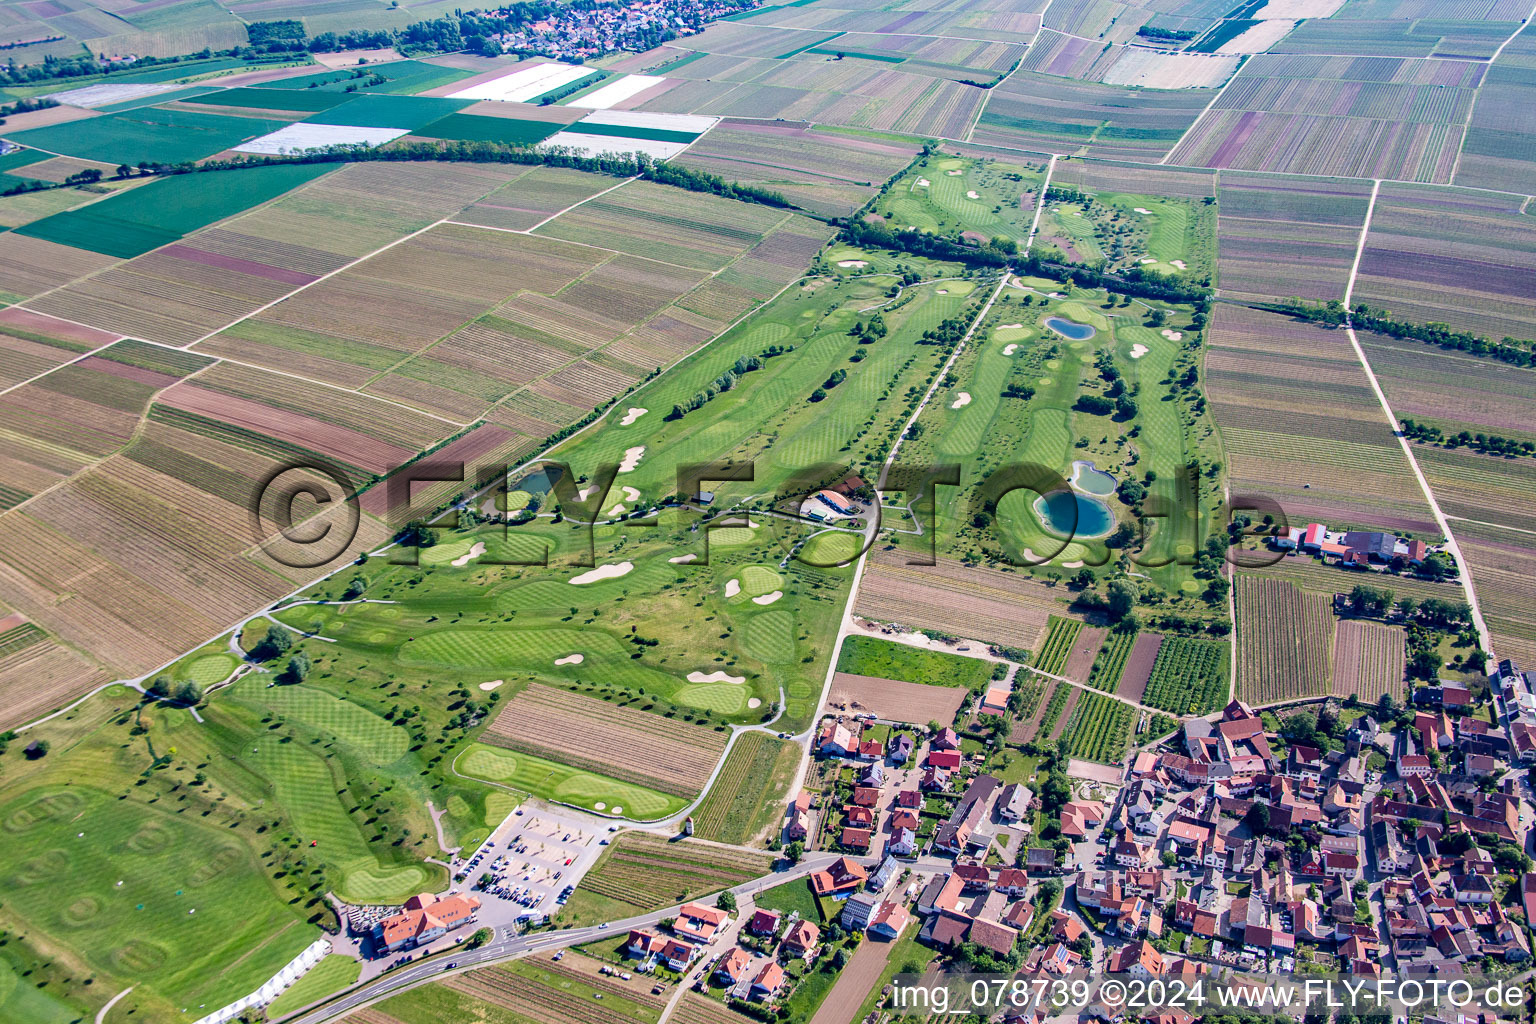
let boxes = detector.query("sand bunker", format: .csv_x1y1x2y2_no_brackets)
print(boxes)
1134,207,1151,214
606,504,627,517
748,698,762,708
916,178,930,187
1000,323,1024,329
669,554,697,564
594,802,605,810
937,288,949,294
479,679,505,691
1129,344,1149,359
951,392,972,409
620,486,641,502
1139,257,1157,264
570,562,633,584
577,485,595,500
1003,344,1019,355
945,169,962,176
554,654,585,666
966,190,980,199
1160,329,1183,341
620,407,647,425
753,591,784,605
1171,260,1187,270
451,541,486,567
687,670,745,684
725,579,741,597
1062,560,1085,568
619,446,645,473
837,260,868,268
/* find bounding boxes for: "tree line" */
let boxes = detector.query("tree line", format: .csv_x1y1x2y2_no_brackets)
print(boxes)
1277,297,1536,368
1400,417,1536,460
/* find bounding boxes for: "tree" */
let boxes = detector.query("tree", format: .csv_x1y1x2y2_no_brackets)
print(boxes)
1244,801,1271,834
1408,647,1443,680
1105,579,1137,622
1147,308,1167,327
147,676,173,698
466,927,493,949
785,840,804,863
255,624,294,660
717,890,737,913
282,650,312,684
342,576,365,600
831,947,851,970
175,681,202,705
24,740,49,760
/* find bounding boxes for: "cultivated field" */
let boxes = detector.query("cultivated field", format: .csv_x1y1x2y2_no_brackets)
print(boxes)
1204,303,1438,534
837,634,992,689
1235,575,1336,703
1034,616,1084,675
1113,633,1165,705
1142,637,1230,715
827,672,971,725
482,683,728,800
1059,689,1136,763
854,552,1056,653
562,833,770,923
1214,171,1372,304
689,732,800,845
1331,619,1405,703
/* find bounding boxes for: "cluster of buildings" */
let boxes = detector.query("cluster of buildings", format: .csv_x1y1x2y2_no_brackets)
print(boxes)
373,892,482,954
1271,521,1433,570
491,0,763,61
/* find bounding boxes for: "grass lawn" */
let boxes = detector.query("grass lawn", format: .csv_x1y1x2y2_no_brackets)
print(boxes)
836,635,992,689
754,876,823,922
879,153,1047,244
6,107,291,166
263,954,360,1019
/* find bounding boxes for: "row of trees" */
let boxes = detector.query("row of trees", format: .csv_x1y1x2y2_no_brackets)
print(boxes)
1278,297,1536,368
1401,417,1536,460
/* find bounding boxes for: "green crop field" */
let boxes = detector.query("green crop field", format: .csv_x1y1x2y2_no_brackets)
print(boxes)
17,162,335,258
559,832,771,925
1142,637,1229,715
265,59,476,96
306,94,472,130
1059,689,1136,763
414,112,564,145
1033,615,1082,675
836,634,992,689
6,108,290,165
1088,629,1137,691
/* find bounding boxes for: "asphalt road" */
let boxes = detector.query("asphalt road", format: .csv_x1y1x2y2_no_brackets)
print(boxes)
284,852,844,1024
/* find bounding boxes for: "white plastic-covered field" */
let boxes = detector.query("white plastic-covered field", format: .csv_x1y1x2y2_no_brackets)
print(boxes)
44,83,182,108
543,110,718,160
543,132,691,159
1253,0,1344,15
234,123,411,154
1101,49,1240,89
1216,19,1298,53
569,74,666,109
447,62,594,102
581,110,717,135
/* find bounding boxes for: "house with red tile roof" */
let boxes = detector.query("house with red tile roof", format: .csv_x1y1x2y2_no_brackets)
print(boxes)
626,929,697,971
869,900,912,940
846,804,875,826
1109,939,1164,979
674,902,729,943
748,909,781,936
782,919,820,958
840,826,872,851
751,961,784,1001
928,749,963,770
810,856,867,896
376,892,481,953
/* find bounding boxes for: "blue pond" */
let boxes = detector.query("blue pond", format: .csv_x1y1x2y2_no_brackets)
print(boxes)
1045,316,1096,341
1070,458,1117,497
1034,489,1115,539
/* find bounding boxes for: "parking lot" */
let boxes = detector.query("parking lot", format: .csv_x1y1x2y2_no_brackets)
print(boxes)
457,805,610,926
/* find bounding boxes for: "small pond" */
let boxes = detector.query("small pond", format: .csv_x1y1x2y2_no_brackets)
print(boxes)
1033,489,1115,540
513,463,564,495
1070,458,1118,497
1045,316,1096,341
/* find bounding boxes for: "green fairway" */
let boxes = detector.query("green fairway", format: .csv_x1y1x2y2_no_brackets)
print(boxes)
879,154,1047,244
457,744,685,818
16,161,335,258
262,954,360,1019
6,107,290,166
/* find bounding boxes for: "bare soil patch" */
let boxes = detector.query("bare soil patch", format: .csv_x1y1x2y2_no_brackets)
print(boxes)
827,672,969,725
1117,634,1165,706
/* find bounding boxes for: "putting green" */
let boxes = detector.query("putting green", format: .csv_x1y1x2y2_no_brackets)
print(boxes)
800,531,860,566
994,326,1032,343
185,653,237,686
739,565,783,597
457,744,685,819
496,490,532,512
937,280,975,296
709,525,761,548
676,682,748,714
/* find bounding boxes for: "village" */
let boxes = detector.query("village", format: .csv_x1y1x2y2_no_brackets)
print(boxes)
585,655,1536,1021
489,0,759,61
